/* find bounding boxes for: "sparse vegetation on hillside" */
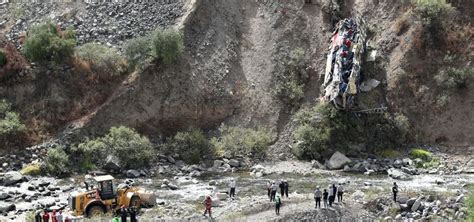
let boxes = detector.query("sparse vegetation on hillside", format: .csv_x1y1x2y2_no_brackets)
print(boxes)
0,100,25,138
75,43,126,76
274,47,308,107
0,44,27,80
413,0,452,44
162,129,214,164
435,67,474,90
73,126,154,170
23,22,76,63
293,103,410,160
124,35,153,69
123,28,183,69
211,126,272,159
44,145,70,176
152,28,184,65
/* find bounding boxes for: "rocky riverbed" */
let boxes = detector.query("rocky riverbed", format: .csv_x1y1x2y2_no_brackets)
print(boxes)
1,153,473,221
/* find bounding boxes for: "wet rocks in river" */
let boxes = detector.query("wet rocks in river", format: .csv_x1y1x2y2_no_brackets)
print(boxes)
2,171,23,186
326,151,352,170
126,169,141,178
0,192,10,200
228,159,240,168
0,203,15,214
387,168,411,180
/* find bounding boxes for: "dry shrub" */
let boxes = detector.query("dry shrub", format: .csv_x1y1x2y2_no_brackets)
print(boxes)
0,43,28,80
395,16,410,36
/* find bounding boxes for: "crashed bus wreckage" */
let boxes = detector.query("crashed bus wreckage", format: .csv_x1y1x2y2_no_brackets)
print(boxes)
322,17,367,110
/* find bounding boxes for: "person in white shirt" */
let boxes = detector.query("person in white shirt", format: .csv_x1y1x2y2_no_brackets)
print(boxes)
337,183,344,202
229,178,236,199
270,182,277,202
314,186,322,208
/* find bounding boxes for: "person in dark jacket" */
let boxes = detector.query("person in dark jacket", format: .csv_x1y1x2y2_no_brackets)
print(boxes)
129,207,137,222
120,205,128,222
323,189,329,208
283,180,289,198
279,180,285,197
35,210,42,222
392,182,398,202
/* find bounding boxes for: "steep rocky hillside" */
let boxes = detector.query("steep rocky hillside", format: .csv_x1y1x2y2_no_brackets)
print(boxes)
0,0,472,150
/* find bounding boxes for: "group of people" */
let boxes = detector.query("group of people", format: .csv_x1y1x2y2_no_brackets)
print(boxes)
267,180,289,202
34,209,71,222
112,205,138,222
313,183,344,209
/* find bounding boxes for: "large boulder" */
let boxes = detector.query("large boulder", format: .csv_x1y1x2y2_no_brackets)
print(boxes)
3,171,23,186
126,170,141,178
387,168,412,180
411,198,422,211
104,155,121,171
0,202,15,213
0,192,10,200
213,160,224,168
228,159,240,168
327,152,352,170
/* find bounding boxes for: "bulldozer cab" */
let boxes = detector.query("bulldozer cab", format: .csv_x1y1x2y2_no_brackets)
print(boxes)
93,175,116,200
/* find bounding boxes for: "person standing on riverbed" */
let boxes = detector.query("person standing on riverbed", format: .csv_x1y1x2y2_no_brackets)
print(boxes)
328,185,334,207
337,183,344,202
267,180,271,198
229,178,236,199
274,193,282,215
279,180,285,197
283,180,289,198
392,182,398,202
203,196,213,218
314,187,322,208
323,189,329,208
42,210,49,222
270,182,277,202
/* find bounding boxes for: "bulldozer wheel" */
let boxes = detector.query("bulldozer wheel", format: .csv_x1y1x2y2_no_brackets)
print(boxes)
129,195,141,209
86,205,105,218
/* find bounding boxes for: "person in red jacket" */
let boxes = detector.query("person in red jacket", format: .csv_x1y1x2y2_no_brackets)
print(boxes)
202,196,212,218
42,210,50,222
51,209,57,222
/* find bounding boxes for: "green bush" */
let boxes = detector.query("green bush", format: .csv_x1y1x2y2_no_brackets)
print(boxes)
274,47,308,106
152,28,184,65
414,0,451,23
0,50,6,68
434,67,474,90
44,146,70,176
74,126,154,169
468,185,474,221
409,148,432,161
211,126,272,159
23,22,76,63
124,36,153,69
21,163,42,176
75,43,126,75
163,129,213,164
292,103,409,160
0,100,25,137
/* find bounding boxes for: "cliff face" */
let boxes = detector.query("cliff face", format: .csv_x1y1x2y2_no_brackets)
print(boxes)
0,0,472,148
